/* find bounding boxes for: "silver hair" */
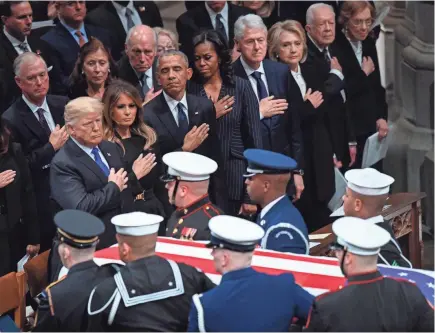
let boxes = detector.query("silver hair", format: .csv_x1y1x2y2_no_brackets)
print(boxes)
234,14,267,41
125,24,158,51
306,3,335,25
13,52,48,77
64,97,104,127
156,50,189,71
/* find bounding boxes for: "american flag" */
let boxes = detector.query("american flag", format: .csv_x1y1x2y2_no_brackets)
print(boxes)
94,237,435,305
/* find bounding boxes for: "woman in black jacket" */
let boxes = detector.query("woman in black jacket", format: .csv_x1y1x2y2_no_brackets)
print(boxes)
0,119,39,277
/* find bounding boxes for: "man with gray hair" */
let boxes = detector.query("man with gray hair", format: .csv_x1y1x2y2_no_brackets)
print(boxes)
2,52,68,252
118,24,162,102
49,96,133,249
232,14,305,203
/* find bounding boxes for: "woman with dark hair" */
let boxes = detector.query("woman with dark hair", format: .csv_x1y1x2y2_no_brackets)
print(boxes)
69,37,117,100
188,30,263,217
102,79,170,219
0,119,39,277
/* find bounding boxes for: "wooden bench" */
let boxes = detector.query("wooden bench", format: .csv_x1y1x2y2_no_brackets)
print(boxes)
0,271,27,330
309,192,426,268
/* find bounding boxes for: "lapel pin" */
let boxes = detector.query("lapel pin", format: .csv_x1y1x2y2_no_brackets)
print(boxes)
107,153,111,157
260,219,266,226
139,6,145,12
195,112,199,115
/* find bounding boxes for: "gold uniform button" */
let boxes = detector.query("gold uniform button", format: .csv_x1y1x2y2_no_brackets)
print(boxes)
173,228,178,234
178,219,184,224
184,209,188,214
205,206,210,210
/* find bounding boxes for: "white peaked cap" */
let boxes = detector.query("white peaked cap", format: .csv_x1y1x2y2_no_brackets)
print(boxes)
162,152,218,181
345,168,394,196
111,212,163,236
332,217,391,256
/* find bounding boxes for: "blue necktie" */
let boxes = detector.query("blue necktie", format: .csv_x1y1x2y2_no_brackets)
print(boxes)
251,71,268,101
91,147,110,177
177,103,189,136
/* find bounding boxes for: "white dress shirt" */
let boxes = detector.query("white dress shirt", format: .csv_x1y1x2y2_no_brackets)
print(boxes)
4,27,32,55
260,195,285,219
112,0,141,33
291,64,307,98
163,91,189,126
205,1,229,40
22,95,55,131
70,137,110,169
347,38,363,67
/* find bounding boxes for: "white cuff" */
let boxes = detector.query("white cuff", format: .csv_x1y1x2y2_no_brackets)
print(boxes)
330,69,344,80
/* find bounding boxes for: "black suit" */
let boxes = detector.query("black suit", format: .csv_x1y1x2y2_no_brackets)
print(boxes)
305,37,355,169
41,21,112,87
50,138,134,249
0,31,65,110
2,95,68,251
187,77,263,215
176,2,252,64
232,58,303,169
334,30,388,169
117,55,160,99
143,93,225,210
86,1,163,61
288,64,335,232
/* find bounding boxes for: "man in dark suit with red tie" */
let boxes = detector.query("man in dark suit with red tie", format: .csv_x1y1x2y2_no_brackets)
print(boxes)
2,52,69,251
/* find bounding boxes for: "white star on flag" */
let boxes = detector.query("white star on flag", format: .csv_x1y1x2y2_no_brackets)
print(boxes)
398,272,408,277
427,282,435,289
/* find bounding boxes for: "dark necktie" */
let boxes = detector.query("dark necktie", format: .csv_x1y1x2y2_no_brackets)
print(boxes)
91,147,110,177
323,48,331,65
125,8,135,32
140,73,150,96
177,103,189,136
36,108,51,136
215,13,227,43
18,42,30,53
251,71,268,101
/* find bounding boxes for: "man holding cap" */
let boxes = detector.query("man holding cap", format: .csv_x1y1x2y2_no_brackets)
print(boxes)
306,217,434,331
87,212,215,331
244,149,309,254
162,152,223,240
342,168,412,268
34,210,116,332
188,215,314,331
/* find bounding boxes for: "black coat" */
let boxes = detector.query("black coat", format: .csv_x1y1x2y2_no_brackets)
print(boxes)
117,55,161,99
0,142,39,276
334,30,388,137
41,21,112,87
232,58,304,169
2,95,68,250
306,270,434,332
304,37,355,167
49,138,134,249
86,1,163,61
34,260,118,332
0,31,65,109
87,255,215,331
176,3,252,64
187,77,263,203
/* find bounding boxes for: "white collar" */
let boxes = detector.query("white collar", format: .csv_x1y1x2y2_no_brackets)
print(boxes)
71,136,95,156
260,195,285,219
307,33,328,53
22,94,49,114
163,90,188,112
112,0,135,14
290,64,302,76
365,215,384,224
240,56,265,77
3,26,27,47
205,1,228,21
134,66,153,80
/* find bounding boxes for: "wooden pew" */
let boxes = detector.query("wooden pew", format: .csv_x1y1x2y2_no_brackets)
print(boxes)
309,192,426,268
0,272,27,330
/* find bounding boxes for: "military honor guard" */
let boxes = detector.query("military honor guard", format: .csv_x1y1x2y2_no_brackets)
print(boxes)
87,212,215,331
244,149,309,254
34,210,117,332
342,168,412,267
162,152,224,240
188,215,314,331
306,217,434,331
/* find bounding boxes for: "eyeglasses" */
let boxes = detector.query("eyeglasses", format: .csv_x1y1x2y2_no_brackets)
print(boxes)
350,18,373,28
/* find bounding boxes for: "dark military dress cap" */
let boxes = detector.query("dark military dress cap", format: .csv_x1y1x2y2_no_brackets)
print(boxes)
243,148,297,177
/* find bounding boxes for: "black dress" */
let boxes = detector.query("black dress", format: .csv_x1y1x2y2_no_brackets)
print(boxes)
118,134,171,218
0,143,39,277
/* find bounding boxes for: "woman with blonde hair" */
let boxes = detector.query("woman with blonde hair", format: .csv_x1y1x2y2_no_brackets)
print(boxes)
102,79,170,219
335,1,388,170
235,1,280,29
153,27,179,57
268,20,335,232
